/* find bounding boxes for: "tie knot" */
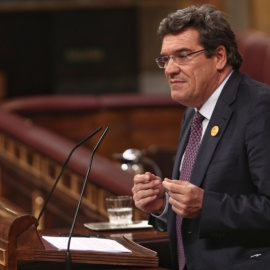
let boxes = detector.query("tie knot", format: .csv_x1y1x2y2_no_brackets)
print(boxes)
193,112,205,124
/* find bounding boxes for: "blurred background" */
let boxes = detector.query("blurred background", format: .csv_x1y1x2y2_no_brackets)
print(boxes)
0,0,268,99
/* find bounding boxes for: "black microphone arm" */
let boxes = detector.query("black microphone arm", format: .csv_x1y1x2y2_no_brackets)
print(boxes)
37,126,102,222
65,127,109,270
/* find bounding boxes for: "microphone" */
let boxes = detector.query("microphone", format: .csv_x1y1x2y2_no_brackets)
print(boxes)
37,126,102,223
65,127,109,270
114,148,163,178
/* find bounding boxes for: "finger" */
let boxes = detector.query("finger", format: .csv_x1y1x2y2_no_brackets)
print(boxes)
134,192,157,206
168,192,193,217
163,179,182,192
164,178,189,185
133,179,161,194
133,186,159,201
145,172,158,179
133,174,150,184
163,179,190,193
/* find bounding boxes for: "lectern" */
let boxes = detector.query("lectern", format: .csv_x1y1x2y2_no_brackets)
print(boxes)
0,198,158,270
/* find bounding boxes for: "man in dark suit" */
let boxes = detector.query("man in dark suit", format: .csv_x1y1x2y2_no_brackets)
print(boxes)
132,4,270,270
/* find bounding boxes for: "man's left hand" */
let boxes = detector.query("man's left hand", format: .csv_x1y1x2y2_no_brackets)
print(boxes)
162,178,204,218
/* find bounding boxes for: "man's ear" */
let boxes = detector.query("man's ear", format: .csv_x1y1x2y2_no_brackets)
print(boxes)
215,46,227,71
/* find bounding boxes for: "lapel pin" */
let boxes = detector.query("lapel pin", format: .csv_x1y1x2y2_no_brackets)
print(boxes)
211,126,219,137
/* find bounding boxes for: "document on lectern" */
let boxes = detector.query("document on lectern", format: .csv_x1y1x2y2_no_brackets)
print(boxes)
42,236,132,253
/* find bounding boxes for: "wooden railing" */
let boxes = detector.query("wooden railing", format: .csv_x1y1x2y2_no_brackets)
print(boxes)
0,112,139,229
0,93,185,230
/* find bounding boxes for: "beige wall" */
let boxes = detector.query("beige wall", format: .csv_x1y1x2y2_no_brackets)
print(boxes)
181,0,224,9
138,6,179,93
250,0,270,34
225,0,250,30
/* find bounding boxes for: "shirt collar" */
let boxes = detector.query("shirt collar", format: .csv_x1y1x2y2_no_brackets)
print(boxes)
199,71,233,120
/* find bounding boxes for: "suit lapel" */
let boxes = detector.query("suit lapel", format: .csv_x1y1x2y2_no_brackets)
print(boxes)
190,70,243,187
191,99,232,186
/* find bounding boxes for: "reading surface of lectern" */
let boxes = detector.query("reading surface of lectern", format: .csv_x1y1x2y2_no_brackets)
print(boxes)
0,198,159,270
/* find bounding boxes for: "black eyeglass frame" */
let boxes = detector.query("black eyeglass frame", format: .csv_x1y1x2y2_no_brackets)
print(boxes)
155,48,207,68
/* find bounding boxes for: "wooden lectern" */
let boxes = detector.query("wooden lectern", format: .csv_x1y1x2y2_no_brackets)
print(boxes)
0,198,159,270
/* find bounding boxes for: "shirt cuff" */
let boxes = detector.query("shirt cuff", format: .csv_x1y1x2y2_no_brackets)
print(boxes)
151,192,169,224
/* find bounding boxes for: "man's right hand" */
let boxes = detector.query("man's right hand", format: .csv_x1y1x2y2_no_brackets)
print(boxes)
132,172,166,215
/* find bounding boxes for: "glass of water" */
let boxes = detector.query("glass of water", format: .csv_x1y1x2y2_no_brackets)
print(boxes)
105,196,133,226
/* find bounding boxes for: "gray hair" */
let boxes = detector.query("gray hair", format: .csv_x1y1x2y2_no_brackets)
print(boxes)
157,4,242,69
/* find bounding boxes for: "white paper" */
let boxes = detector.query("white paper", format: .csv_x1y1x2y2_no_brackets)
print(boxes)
42,236,132,253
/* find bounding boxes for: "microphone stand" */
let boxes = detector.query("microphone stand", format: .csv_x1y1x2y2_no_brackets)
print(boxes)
37,126,102,223
65,127,109,270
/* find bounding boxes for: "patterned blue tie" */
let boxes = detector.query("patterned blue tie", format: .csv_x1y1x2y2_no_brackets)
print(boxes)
176,111,204,270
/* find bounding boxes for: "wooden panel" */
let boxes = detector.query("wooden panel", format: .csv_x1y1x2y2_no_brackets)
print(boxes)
0,132,148,229
23,106,183,160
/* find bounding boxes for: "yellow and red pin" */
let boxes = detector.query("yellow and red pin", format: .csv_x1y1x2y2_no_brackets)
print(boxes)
211,126,219,137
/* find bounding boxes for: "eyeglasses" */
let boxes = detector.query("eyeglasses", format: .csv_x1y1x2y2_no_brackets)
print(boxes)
155,48,207,69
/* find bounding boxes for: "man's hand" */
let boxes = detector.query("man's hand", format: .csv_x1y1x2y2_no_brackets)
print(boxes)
132,172,166,215
163,178,204,218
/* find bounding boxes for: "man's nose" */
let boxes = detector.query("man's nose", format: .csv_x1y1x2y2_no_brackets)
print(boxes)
165,58,181,75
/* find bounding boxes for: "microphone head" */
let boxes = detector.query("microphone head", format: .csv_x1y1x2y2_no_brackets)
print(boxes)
122,148,142,163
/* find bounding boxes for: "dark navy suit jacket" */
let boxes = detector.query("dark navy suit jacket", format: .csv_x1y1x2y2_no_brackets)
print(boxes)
150,70,270,270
